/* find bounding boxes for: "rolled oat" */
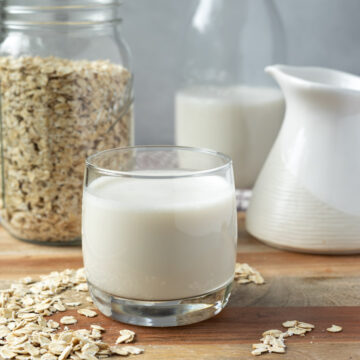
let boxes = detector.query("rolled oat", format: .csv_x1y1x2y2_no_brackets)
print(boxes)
116,329,136,344
0,268,144,359
0,56,133,243
252,320,315,356
326,324,342,333
77,309,98,318
60,316,77,325
234,263,265,285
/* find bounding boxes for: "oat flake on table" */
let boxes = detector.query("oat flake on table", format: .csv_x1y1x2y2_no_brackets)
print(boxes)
326,324,343,333
0,268,143,359
251,320,315,356
234,263,265,285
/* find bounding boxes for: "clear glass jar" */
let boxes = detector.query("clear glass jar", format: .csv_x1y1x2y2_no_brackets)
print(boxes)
175,0,286,210
0,0,133,244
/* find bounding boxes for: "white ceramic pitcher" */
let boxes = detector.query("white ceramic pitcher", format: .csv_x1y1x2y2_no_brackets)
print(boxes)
246,65,360,254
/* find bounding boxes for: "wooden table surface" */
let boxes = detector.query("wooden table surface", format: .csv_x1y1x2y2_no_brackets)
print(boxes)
1,213,360,359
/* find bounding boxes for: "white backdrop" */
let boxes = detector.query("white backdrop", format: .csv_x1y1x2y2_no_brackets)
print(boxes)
122,0,360,144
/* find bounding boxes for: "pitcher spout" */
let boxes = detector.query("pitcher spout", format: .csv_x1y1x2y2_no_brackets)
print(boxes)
266,64,360,111
265,64,287,78
266,64,360,94
265,64,306,99
265,64,292,92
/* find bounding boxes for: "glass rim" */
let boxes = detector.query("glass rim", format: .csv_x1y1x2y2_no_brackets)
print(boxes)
86,145,233,179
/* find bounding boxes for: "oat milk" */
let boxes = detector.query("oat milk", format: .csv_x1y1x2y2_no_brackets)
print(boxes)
175,86,285,189
82,174,237,301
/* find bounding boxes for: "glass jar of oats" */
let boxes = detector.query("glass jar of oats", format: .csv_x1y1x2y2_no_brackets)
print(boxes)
0,0,133,244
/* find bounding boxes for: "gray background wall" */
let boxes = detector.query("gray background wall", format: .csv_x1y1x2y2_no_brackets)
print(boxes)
121,0,360,145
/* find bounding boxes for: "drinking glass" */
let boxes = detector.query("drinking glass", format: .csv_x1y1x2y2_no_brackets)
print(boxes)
82,146,237,327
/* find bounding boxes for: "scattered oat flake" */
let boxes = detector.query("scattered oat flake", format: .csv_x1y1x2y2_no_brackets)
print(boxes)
252,320,315,356
41,354,57,360
0,325,10,338
53,302,67,312
91,325,105,332
287,327,307,336
327,324,343,333
82,342,99,356
49,342,68,355
270,345,286,354
234,263,265,285
262,329,283,337
59,345,73,360
65,302,82,307
77,309,98,318
237,278,251,284
0,347,17,359
0,268,144,359
297,321,315,329
75,283,88,292
21,277,35,285
282,320,298,328
60,316,77,325
251,347,268,356
116,329,136,344
111,345,144,356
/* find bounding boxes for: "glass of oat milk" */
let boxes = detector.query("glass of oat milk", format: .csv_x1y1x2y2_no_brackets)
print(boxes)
82,146,237,327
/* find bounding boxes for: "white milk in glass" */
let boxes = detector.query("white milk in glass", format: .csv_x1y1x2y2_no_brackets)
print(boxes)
175,86,285,189
82,173,237,301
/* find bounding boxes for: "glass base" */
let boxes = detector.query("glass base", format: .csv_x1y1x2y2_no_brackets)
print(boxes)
236,189,252,211
88,280,233,327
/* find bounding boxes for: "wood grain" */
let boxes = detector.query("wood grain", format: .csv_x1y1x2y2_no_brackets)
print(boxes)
125,344,360,360
42,306,360,359
230,276,360,307
0,212,360,359
46,307,360,345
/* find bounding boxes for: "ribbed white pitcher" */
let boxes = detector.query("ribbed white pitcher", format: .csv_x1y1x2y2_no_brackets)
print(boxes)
246,65,360,254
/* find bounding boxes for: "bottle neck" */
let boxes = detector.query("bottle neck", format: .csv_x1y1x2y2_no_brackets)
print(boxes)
1,0,122,30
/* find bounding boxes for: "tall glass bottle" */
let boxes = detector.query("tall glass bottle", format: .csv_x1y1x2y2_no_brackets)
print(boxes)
175,0,286,209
